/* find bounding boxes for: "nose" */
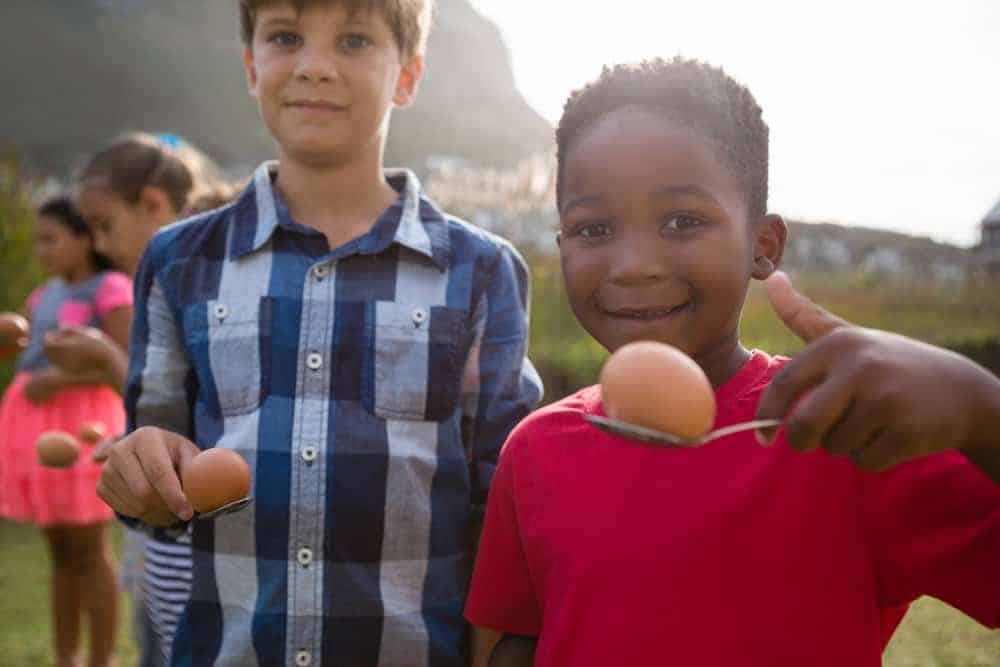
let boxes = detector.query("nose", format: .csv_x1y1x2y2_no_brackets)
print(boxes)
606,230,669,285
294,44,338,83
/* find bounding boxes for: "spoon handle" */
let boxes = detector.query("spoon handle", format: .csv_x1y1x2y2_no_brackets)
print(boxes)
699,419,782,443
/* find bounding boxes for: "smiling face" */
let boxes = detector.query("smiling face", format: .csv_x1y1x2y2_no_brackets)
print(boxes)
243,2,423,168
558,108,785,380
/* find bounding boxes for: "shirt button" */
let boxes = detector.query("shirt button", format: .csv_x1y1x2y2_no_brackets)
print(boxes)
301,446,318,463
213,304,228,320
295,650,312,666
411,308,427,326
306,352,323,370
297,547,313,567
313,265,328,279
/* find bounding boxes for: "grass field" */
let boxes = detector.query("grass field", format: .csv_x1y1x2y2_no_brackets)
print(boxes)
1,520,996,666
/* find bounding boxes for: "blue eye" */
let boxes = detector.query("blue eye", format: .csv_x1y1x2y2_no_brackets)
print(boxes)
339,33,372,51
663,215,702,232
267,30,302,48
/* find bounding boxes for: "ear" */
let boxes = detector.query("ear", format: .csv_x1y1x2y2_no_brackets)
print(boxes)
750,213,787,280
393,55,424,107
243,47,260,99
138,186,175,227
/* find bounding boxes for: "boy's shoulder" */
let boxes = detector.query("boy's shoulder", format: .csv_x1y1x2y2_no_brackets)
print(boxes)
424,199,529,273
144,200,240,269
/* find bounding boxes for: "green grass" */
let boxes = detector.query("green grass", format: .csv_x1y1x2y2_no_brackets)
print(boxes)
1,519,996,665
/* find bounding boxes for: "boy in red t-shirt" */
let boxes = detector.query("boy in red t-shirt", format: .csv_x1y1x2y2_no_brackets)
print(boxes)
464,57,1000,667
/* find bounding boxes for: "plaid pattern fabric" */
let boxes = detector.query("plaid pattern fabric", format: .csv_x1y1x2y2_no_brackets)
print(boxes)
125,162,543,667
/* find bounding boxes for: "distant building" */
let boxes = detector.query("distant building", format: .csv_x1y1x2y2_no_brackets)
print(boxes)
978,198,1000,274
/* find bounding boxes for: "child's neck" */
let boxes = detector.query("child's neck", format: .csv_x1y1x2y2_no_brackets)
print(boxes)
698,341,753,389
61,264,97,286
275,151,399,250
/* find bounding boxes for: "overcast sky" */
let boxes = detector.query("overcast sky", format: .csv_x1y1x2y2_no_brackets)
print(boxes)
470,0,1000,247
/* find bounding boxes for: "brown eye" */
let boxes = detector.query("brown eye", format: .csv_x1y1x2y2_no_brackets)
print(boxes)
662,215,703,232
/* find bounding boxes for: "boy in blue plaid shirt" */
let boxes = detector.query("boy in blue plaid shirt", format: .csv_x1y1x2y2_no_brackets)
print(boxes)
98,1,542,665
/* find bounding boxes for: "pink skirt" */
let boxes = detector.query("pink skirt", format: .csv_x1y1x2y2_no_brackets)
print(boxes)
0,372,124,527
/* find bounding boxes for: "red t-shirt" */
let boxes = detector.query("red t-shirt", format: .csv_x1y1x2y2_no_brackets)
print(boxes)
465,351,1000,666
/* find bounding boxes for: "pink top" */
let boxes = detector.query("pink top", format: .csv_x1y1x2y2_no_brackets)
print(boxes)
465,351,1000,666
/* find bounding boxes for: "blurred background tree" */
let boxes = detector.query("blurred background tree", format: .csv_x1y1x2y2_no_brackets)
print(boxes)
0,152,43,389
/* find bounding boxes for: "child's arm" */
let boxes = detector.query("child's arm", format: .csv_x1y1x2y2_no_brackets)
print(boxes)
461,242,543,522
487,635,537,667
756,271,1000,484
96,242,199,526
462,244,542,666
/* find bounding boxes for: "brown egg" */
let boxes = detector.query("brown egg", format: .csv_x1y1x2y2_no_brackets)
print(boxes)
78,421,107,445
181,448,252,513
36,431,81,468
0,312,29,361
600,340,716,440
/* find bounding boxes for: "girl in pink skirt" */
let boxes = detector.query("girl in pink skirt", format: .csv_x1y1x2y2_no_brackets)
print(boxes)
0,197,132,667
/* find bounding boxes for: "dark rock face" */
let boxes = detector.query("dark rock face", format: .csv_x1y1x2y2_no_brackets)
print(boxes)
0,0,553,175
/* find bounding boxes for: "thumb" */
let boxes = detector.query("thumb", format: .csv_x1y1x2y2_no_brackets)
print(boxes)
764,271,851,343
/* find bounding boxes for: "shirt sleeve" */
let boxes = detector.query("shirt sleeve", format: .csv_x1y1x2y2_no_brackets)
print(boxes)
464,443,542,635
120,241,197,536
461,241,544,518
862,451,1000,628
25,286,44,317
94,271,134,318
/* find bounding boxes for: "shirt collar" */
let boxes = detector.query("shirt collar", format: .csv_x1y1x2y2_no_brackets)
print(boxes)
229,161,451,271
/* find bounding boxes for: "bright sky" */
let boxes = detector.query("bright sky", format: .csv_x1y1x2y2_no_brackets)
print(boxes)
470,0,1000,247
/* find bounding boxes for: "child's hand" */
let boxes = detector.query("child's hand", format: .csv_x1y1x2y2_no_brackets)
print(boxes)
44,326,114,374
24,367,68,404
756,272,1000,473
96,426,199,526
90,434,120,463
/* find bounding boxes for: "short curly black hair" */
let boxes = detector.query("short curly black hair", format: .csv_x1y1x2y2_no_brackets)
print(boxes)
556,56,769,222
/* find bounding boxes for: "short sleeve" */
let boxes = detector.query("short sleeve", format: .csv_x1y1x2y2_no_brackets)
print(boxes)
862,451,1000,628
94,271,134,318
25,286,44,316
464,443,542,635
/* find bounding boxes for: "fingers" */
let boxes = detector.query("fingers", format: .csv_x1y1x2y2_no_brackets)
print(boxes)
97,427,195,523
138,434,194,521
821,401,883,458
764,271,851,343
755,338,837,442
90,437,116,463
849,430,909,472
779,372,856,453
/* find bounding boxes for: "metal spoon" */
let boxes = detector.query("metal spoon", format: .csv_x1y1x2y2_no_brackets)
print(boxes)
585,414,782,448
196,496,253,519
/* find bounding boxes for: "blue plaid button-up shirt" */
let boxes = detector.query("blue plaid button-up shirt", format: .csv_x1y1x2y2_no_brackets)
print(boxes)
125,163,543,666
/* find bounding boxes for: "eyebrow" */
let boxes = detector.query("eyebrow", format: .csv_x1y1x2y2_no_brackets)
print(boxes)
651,184,722,207
258,16,298,31
560,194,602,216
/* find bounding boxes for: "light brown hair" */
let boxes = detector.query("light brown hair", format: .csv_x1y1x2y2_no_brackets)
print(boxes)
77,133,224,215
238,0,433,59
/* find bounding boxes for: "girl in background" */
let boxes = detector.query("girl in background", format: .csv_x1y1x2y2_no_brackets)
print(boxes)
46,132,229,667
0,197,132,667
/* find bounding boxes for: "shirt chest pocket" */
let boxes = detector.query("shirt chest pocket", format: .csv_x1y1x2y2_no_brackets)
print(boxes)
362,301,466,422
184,298,272,417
